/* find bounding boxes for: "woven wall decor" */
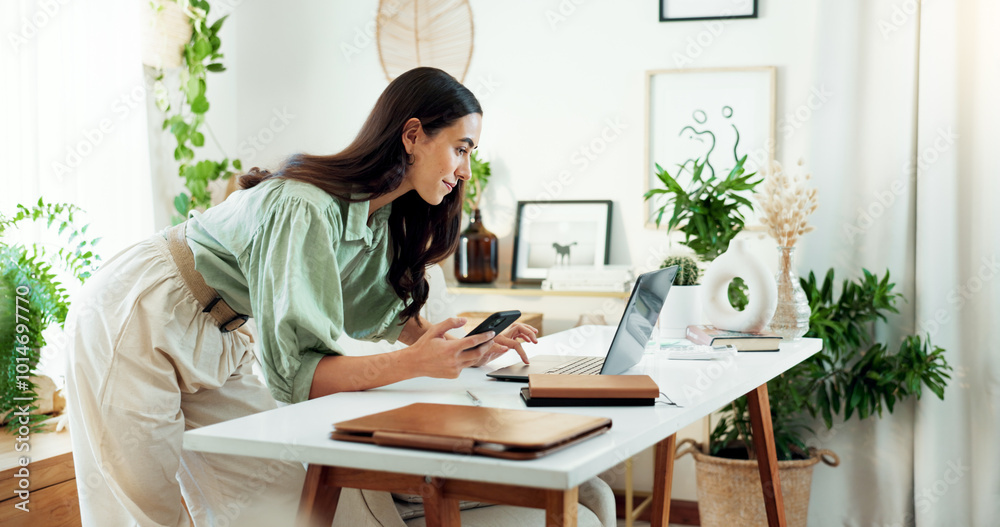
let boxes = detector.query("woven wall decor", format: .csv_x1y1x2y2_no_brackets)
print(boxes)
376,0,474,82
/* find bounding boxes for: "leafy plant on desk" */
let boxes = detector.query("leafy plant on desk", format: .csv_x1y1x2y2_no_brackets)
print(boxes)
709,268,952,460
643,153,761,309
645,155,760,261
0,200,101,432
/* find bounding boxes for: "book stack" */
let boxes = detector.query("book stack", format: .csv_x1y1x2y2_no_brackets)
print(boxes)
685,325,783,352
541,265,633,292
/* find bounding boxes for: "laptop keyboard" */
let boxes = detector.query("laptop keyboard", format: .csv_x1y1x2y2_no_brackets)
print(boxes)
543,356,603,375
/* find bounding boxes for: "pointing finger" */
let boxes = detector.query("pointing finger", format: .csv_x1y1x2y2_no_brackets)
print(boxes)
496,336,530,364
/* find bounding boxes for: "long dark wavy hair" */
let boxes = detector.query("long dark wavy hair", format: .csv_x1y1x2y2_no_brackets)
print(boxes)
239,67,481,323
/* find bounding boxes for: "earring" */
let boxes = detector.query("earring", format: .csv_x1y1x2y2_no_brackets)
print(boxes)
405,153,415,166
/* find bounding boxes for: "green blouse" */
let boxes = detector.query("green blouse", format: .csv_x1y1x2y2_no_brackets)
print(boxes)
183,178,407,404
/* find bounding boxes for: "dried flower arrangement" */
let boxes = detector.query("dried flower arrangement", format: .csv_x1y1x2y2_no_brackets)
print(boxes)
756,159,819,247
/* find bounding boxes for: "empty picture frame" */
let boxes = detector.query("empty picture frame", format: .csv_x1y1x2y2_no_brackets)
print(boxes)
659,0,758,22
643,66,776,229
512,201,612,283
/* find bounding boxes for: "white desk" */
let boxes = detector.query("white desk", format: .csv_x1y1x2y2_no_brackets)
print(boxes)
184,326,822,527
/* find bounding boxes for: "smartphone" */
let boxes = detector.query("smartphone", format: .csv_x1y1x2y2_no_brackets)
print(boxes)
463,310,521,350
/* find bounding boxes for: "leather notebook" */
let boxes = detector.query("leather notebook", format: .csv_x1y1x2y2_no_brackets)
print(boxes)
331,402,611,460
522,374,659,407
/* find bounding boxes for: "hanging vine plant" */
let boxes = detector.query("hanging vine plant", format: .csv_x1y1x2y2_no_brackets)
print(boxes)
147,0,241,224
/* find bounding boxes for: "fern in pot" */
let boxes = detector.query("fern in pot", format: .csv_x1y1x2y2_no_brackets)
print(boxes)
657,255,702,338
1,200,101,432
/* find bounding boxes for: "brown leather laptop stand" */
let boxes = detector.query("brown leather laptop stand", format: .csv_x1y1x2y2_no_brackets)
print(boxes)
528,374,659,398
522,374,660,407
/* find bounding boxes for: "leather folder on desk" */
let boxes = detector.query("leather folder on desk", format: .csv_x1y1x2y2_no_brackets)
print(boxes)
331,402,611,460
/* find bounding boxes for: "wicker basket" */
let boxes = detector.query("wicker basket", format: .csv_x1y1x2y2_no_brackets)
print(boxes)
677,439,839,527
141,0,193,69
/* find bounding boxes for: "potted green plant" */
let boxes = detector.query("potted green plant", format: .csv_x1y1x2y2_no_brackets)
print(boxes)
644,155,760,261
643,151,761,310
454,151,498,283
1,199,101,432
678,268,952,527
144,0,241,224
657,255,703,338
463,150,491,218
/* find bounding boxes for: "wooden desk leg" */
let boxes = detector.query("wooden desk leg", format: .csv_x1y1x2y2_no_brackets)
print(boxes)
545,487,578,527
422,477,461,527
298,464,342,527
624,457,634,527
747,383,788,527
649,434,677,527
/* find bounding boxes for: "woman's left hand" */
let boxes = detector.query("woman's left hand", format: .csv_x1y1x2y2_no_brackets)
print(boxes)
470,322,539,367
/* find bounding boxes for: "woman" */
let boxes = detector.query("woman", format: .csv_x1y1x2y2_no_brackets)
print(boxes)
66,67,537,526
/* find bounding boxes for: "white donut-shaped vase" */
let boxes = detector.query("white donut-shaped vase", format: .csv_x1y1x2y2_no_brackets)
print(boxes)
700,239,777,333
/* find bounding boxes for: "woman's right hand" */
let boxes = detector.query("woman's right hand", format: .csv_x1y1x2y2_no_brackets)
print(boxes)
408,317,502,379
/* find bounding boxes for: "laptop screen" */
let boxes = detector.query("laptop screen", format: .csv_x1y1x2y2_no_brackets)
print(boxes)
600,266,677,375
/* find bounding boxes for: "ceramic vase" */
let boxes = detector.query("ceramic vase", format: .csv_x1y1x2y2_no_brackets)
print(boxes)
700,239,777,333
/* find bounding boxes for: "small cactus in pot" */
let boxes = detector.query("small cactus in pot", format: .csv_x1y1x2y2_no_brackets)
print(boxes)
658,255,704,338
661,255,700,286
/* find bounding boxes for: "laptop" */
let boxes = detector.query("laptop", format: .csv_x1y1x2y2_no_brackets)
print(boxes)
487,266,677,382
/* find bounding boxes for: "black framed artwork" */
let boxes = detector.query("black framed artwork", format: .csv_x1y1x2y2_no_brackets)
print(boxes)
659,0,758,22
511,200,612,284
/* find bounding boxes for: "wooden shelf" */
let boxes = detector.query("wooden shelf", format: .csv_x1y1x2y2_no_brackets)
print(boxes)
445,281,630,299
0,429,72,472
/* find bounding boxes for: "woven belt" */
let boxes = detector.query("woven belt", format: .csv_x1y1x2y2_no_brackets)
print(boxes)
165,223,249,333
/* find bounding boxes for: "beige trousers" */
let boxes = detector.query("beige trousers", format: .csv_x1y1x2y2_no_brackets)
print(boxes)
65,232,306,527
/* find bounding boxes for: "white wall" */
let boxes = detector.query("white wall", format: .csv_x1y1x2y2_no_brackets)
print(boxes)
215,0,825,270
176,0,846,503
181,0,831,329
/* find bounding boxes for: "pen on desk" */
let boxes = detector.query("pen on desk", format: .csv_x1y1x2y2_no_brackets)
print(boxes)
466,390,482,406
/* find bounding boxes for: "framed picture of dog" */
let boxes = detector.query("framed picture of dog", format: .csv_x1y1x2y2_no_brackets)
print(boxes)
511,200,613,283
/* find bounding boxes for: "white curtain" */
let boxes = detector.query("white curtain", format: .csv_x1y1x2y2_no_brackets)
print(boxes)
802,1,999,525
802,1,919,524
913,0,1000,525
1,0,155,380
